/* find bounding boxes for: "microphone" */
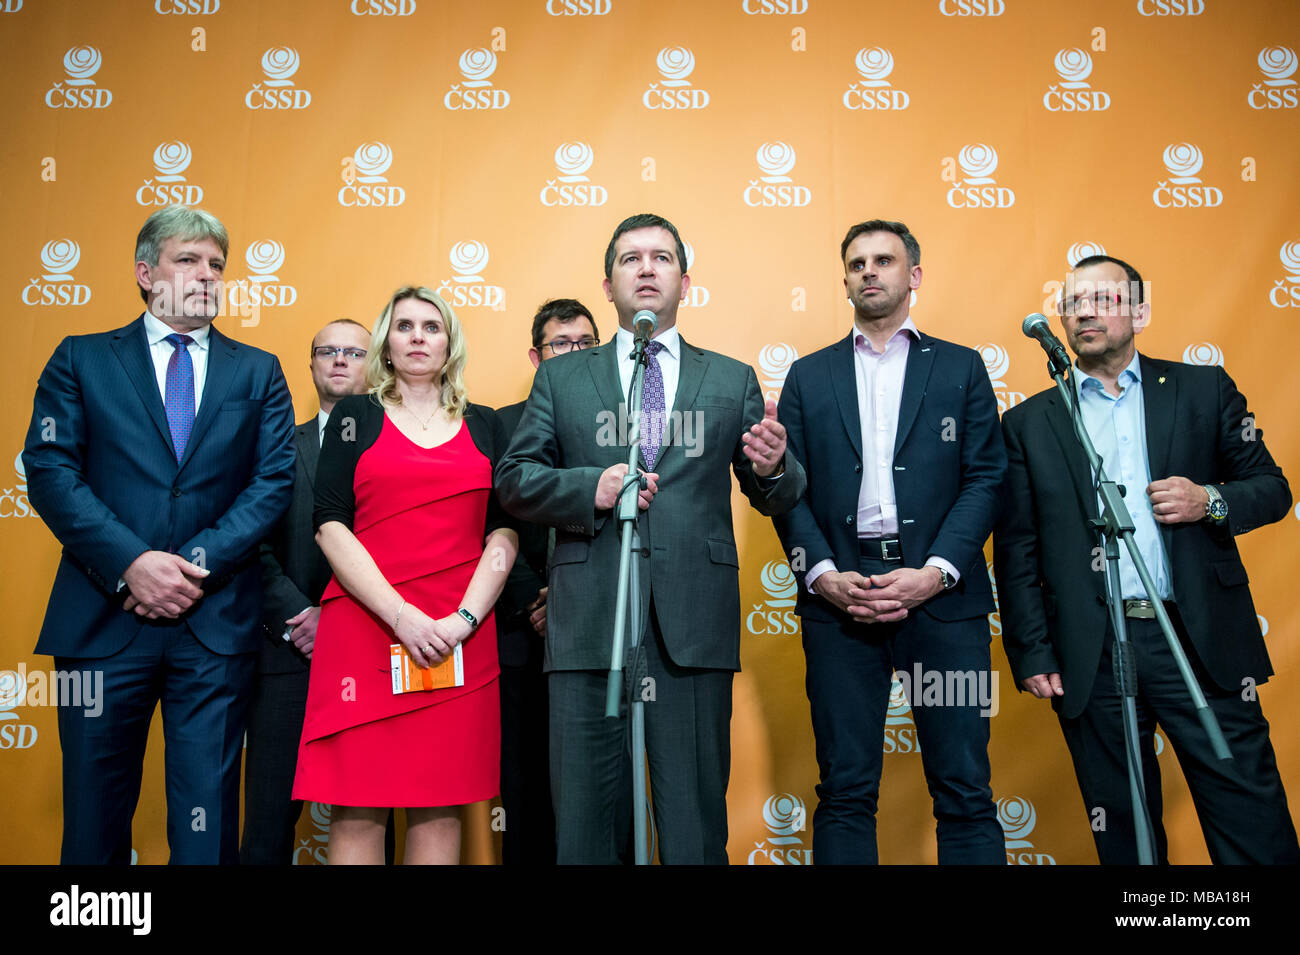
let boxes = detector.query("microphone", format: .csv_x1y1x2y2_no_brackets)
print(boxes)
632,309,657,343
1021,312,1072,376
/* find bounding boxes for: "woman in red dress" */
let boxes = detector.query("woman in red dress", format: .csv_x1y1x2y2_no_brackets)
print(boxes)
293,286,518,864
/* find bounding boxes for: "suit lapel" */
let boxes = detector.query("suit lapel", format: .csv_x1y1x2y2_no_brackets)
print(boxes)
892,333,935,455
830,334,863,460
1140,354,1176,486
653,336,706,473
179,325,240,471
587,342,624,418
1044,387,1098,521
1139,353,1177,557
297,420,320,488
110,316,175,454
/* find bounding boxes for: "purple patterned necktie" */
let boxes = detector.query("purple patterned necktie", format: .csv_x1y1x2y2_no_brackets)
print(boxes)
164,333,195,462
640,340,666,470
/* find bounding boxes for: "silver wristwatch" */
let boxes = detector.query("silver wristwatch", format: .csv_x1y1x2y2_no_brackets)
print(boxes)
1203,484,1228,522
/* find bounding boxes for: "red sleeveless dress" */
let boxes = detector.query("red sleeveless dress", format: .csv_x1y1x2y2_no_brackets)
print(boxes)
292,417,500,807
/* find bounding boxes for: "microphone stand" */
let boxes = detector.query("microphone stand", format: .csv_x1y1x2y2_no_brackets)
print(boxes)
605,329,652,865
1043,355,1232,865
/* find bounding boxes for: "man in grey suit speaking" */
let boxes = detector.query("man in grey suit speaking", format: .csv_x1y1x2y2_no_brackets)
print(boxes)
497,213,805,863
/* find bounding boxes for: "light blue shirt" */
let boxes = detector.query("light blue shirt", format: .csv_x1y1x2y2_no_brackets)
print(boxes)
1073,353,1171,601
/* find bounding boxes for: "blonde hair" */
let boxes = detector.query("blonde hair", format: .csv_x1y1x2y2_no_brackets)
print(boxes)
366,286,469,419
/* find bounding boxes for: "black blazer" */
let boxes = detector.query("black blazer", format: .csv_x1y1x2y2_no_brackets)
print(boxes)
993,354,1291,720
257,416,333,675
493,400,550,666
314,393,515,537
773,330,1006,624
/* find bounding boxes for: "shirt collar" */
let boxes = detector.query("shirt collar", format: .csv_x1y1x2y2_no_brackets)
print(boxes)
142,310,211,349
1074,350,1142,397
852,316,920,353
616,323,680,361
317,409,330,436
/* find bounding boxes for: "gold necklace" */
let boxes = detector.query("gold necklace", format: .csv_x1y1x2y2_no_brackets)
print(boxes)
399,400,440,431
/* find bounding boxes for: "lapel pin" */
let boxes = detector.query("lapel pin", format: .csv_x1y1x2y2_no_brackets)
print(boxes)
1158,376,1166,384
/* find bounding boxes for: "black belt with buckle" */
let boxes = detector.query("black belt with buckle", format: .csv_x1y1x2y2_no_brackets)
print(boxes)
1123,598,1175,619
858,537,902,561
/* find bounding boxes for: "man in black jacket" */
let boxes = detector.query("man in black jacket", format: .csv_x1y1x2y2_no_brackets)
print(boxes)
240,319,371,865
494,298,602,865
994,254,1299,863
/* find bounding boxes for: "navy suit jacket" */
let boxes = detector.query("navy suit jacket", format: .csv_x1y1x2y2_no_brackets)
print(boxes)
773,330,1006,624
24,314,296,659
993,355,1289,720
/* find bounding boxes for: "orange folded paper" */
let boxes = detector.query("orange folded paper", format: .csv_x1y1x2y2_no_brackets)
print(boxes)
390,643,465,694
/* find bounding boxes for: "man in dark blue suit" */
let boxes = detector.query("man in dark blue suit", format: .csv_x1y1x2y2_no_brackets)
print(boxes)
23,206,295,864
773,219,1006,864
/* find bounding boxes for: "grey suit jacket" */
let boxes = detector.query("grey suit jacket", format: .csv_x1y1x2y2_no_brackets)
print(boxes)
496,334,806,672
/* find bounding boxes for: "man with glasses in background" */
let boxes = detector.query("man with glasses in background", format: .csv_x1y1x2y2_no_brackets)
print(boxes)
493,299,607,864
994,254,1299,863
241,319,372,864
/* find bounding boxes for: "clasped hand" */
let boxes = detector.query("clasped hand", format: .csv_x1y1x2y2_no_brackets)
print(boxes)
817,566,944,623
394,604,473,668
122,550,208,618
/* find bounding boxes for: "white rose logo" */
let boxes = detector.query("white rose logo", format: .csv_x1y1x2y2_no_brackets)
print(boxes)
885,676,912,723
978,343,1010,387
554,141,593,179
245,240,285,277
958,143,999,182
1258,46,1297,83
153,141,192,179
40,239,80,280
1053,48,1092,86
1162,143,1203,182
855,47,894,84
758,343,797,381
759,561,797,605
261,46,299,83
997,796,1036,847
1182,342,1223,366
756,141,796,181
761,793,804,837
63,45,101,82
656,46,694,83
1067,241,1106,266
354,142,393,180
1279,240,1300,278
449,240,489,280
459,48,496,83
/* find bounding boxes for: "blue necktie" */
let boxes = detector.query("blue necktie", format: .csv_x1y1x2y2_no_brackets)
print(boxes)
640,340,666,470
164,333,195,462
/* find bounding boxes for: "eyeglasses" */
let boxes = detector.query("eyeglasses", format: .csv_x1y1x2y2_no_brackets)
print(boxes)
1058,291,1130,317
313,346,368,362
541,337,599,354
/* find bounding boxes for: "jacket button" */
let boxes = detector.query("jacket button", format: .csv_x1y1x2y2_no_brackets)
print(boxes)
854,463,862,473
172,487,182,497
845,515,854,525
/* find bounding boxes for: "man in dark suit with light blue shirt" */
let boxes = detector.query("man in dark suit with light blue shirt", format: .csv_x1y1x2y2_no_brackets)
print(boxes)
773,219,1007,864
23,206,295,864
994,254,1299,864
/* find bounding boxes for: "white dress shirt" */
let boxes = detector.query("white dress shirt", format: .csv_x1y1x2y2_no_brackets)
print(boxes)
614,324,680,420
142,311,210,415
806,320,959,593
317,409,330,447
